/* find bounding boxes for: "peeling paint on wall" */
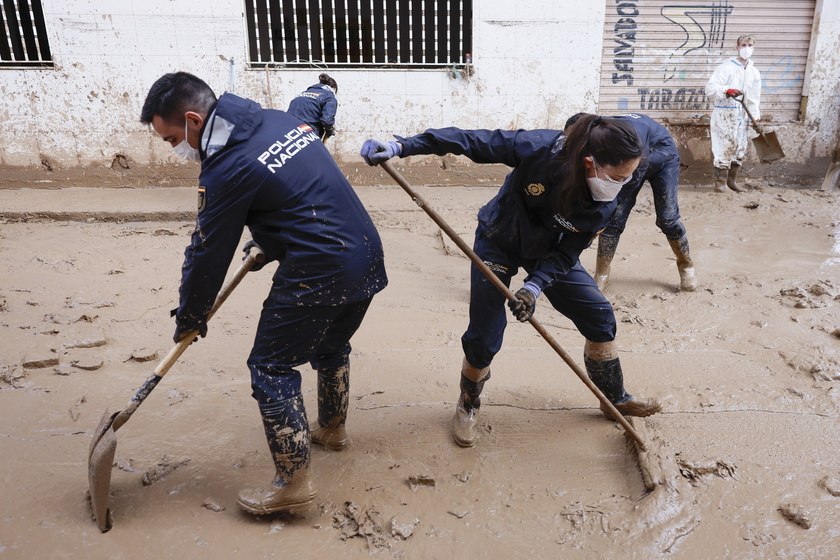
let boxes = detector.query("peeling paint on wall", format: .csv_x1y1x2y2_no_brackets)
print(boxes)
0,0,837,171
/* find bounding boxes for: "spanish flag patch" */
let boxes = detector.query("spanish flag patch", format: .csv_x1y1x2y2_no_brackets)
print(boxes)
197,186,206,213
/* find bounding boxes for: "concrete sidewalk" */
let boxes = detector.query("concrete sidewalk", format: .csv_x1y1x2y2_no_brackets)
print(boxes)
0,186,198,222
0,183,495,223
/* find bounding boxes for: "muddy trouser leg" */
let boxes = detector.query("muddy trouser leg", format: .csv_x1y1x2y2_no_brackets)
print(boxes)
455,231,517,447
731,119,750,193
649,148,697,292
596,183,640,291
309,297,373,451
541,260,617,347
711,109,738,193
583,340,662,419
237,390,318,514
240,289,362,513
539,263,658,418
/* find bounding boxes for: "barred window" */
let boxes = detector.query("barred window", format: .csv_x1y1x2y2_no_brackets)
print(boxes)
1,0,52,67
244,0,472,68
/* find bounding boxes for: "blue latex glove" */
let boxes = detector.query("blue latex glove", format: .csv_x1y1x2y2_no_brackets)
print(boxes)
360,139,401,166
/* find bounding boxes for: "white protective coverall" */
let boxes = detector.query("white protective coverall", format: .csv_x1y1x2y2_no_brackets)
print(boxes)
706,57,762,169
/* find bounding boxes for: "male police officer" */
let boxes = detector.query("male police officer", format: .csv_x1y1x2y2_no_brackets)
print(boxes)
565,113,697,292
140,72,387,515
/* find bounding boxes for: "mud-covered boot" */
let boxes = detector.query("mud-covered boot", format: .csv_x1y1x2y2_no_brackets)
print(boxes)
714,167,728,193
594,235,619,292
667,236,698,292
452,358,491,448
311,362,349,451
584,340,661,421
727,162,745,192
237,394,317,515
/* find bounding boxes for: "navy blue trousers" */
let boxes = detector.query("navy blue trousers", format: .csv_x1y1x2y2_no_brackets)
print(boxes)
602,138,686,241
461,230,616,369
247,290,373,411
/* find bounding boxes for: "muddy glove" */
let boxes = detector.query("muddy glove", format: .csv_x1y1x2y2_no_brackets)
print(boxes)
241,240,271,272
171,309,208,343
323,125,335,138
360,139,401,166
725,88,742,98
508,282,541,322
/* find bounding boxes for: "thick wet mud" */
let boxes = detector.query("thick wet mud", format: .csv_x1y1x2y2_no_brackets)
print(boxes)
0,179,838,558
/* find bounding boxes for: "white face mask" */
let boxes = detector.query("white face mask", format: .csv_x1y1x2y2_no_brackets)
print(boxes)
587,158,633,202
173,120,200,162
739,46,754,59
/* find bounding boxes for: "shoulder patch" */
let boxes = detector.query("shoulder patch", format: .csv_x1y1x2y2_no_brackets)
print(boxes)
526,183,545,196
197,186,206,213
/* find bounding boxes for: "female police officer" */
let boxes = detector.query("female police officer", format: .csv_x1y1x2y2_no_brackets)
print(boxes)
361,114,661,447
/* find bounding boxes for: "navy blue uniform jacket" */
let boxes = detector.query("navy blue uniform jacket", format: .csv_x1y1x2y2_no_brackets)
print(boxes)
397,128,617,292
175,93,387,334
287,84,337,132
614,113,675,186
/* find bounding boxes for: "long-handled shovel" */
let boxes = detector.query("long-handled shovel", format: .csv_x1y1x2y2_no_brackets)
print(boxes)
88,246,266,532
735,94,785,163
379,161,663,490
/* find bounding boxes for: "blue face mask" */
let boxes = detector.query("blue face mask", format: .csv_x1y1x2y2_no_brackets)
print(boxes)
173,120,200,162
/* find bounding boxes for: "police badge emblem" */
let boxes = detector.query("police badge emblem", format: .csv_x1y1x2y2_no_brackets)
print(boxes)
526,183,545,196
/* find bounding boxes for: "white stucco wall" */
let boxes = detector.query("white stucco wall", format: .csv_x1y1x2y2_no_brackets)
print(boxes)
0,0,837,169
797,0,840,160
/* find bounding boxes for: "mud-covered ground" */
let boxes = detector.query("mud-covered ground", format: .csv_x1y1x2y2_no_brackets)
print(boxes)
1,168,839,559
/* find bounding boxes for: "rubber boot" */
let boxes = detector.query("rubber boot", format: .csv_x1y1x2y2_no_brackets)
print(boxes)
667,236,698,292
311,363,349,451
727,162,745,192
583,340,662,420
713,167,728,192
237,394,317,515
451,358,491,448
594,235,619,292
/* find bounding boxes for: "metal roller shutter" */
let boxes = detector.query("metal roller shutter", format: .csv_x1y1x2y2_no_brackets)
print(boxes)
599,0,815,123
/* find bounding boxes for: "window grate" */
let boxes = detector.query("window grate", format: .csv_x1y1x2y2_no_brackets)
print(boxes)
245,0,472,68
0,0,52,67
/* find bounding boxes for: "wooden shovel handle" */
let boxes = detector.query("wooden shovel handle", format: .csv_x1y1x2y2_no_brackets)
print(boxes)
380,161,647,450
111,246,266,431
735,94,769,138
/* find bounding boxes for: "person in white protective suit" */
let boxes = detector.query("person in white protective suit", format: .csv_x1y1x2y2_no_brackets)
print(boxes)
706,35,762,193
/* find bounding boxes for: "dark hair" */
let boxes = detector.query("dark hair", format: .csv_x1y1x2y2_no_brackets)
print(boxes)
551,114,643,216
140,72,217,125
563,112,587,131
319,73,338,93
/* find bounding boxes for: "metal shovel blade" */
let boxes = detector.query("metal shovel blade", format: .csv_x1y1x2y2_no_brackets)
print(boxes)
85,247,265,533
821,161,840,191
753,129,785,163
88,409,119,532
